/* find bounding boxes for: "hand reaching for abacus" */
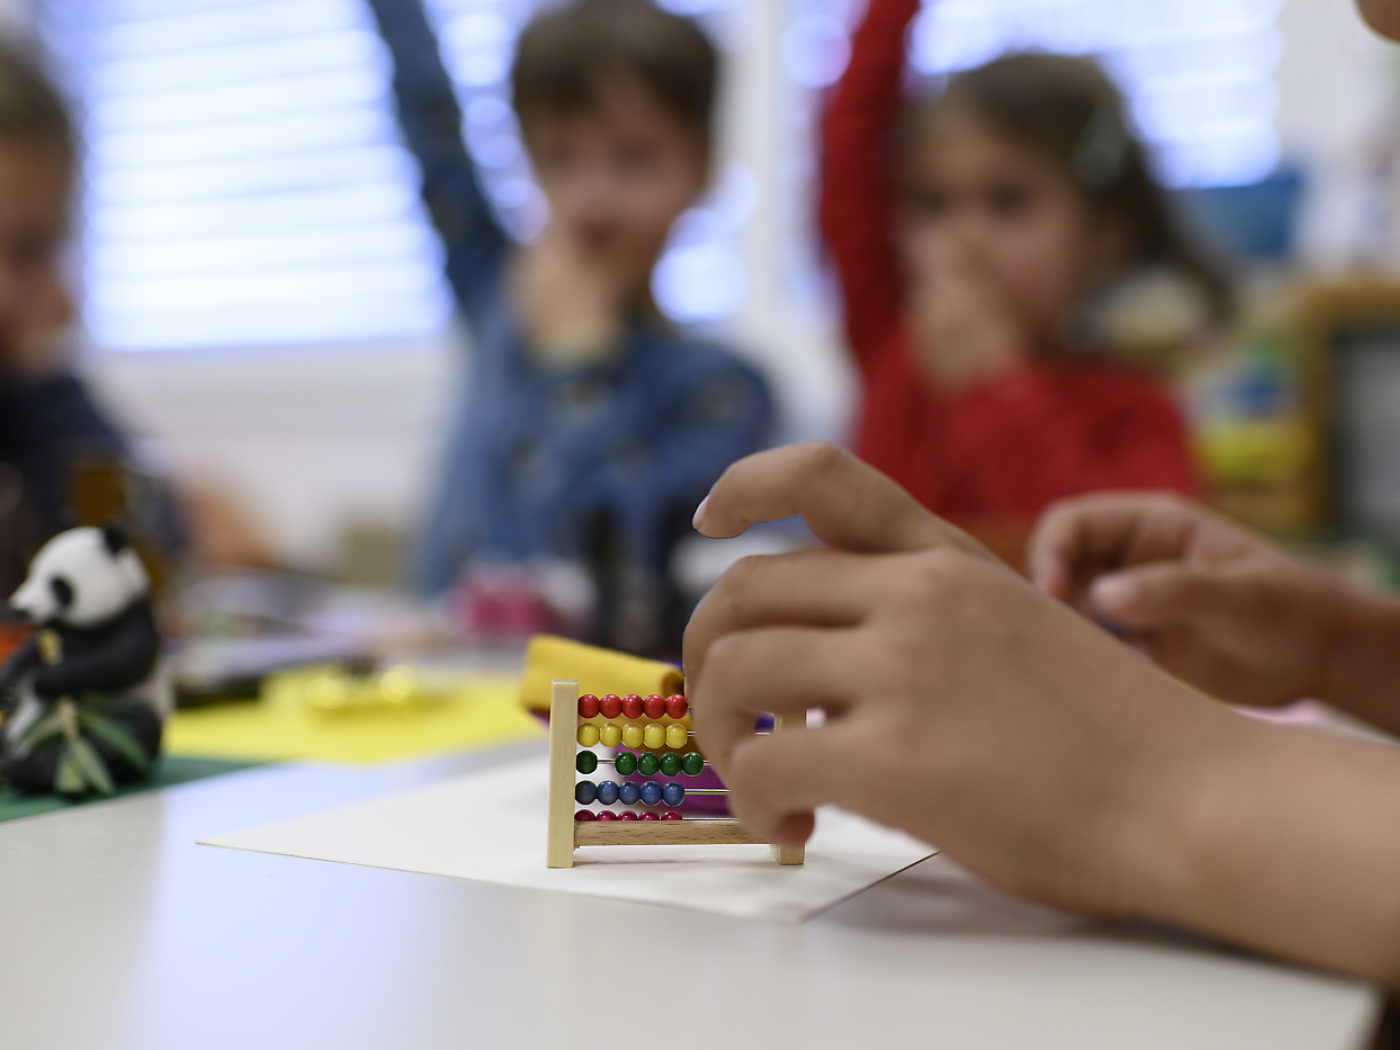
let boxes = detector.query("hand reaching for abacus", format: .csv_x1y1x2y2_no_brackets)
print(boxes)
683,442,1231,918
683,443,1400,991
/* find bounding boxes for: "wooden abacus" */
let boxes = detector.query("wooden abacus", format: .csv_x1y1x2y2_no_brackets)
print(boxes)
546,678,804,868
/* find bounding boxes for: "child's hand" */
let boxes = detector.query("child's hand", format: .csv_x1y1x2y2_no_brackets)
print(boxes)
509,226,626,365
1028,493,1376,710
685,443,1232,918
902,234,1028,392
0,269,73,377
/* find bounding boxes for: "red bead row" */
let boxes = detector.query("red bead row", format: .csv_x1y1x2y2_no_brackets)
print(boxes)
578,693,687,721
575,810,684,822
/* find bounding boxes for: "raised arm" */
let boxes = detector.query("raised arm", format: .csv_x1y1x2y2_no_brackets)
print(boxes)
363,0,509,329
818,0,921,370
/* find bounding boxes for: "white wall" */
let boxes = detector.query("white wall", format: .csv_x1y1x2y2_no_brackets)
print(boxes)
89,335,458,570
1276,0,1399,268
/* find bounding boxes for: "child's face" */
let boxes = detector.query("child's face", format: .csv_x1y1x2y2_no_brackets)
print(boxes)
896,111,1120,344
0,142,70,369
524,73,708,294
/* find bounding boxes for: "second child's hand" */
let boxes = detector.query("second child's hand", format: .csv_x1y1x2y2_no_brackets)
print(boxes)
1029,492,1400,730
509,227,626,366
0,273,73,378
903,234,1027,392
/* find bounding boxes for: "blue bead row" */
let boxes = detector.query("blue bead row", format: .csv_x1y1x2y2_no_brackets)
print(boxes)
575,780,685,808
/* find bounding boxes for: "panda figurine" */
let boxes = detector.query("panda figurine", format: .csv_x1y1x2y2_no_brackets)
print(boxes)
0,523,169,795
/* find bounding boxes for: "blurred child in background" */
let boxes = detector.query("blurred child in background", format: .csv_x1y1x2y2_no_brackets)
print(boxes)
821,0,1228,544
367,0,773,653
0,40,170,593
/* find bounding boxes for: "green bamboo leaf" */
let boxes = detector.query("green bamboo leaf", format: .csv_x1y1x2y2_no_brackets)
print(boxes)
78,711,151,774
68,736,115,796
54,745,85,795
13,709,63,752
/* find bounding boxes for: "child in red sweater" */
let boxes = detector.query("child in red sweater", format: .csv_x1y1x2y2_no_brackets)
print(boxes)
821,0,1227,526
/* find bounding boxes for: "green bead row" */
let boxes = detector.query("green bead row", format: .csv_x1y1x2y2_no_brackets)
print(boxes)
575,750,706,777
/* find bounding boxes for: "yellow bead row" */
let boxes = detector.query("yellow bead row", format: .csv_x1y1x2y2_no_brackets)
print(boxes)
577,722,689,750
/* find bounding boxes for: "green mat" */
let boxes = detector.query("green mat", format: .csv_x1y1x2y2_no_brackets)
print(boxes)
0,754,266,824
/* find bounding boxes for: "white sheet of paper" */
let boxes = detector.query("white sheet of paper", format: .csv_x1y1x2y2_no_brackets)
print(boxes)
201,758,936,923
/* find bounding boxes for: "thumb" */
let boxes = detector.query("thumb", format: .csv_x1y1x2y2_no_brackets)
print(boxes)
1089,564,1220,632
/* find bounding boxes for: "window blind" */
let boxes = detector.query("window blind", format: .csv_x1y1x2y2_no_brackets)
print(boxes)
49,0,454,351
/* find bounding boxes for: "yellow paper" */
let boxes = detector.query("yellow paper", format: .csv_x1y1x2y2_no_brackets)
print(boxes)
166,668,542,765
517,635,682,715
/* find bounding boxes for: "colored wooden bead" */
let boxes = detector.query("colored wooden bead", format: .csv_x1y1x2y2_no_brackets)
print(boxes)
681,752,704,776
596,811,617,821
640,781,662,806
574,781,597,805
574,810,596,821
643,694,665,720
638,752,659,776
665,694,687,719
599,694,622,719
577,724,600,748
576,751,598,775
643,724,665,750
665,724,688,750
661,812,682,821
614,751,637,776
600,723,621,748
578,694,600,719
621,723,643,749
596,780,619,805
619,782,641,806
618,811,638,821
640,811,659,821
659,753,681,777
621,694,644,719
662,782,685,807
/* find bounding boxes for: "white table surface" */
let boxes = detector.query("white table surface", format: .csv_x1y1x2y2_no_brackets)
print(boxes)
0,742,1381,1050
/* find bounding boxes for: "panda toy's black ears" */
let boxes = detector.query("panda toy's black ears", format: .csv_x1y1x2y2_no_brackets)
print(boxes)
101,521,131,555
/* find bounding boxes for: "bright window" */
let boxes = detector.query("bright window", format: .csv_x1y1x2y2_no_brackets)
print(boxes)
906,0,1282,187
47,0,454,351
47,0,1281,353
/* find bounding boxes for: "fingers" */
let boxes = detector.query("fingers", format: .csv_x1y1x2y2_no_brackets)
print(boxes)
693,442,980,556
1028,492,1204,600
683,548,882,691
1089,563,1224,632
687,625,865,778
723,724,853,847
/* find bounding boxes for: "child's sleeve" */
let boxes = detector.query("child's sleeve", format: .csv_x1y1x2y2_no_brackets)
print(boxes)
363,0,509,331
819,0,922,374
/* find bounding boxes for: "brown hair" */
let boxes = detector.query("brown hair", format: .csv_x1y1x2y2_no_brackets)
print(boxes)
512,0,717,140
900,52,1232,323
0,37,75,175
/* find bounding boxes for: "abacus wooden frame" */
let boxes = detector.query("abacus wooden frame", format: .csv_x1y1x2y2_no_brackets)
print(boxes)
545,678,805,868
